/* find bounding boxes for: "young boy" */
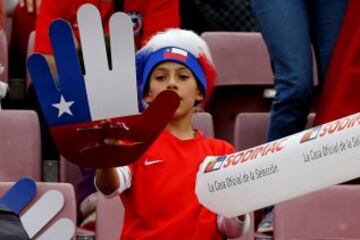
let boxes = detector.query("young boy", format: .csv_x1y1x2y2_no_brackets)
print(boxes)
95,29,250,239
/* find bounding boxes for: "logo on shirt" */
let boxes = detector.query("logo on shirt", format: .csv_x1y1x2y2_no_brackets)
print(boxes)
204,156,226,173
144,159,164,166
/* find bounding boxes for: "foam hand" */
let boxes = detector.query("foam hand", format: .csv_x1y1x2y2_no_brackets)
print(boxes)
27,4,180,168
20,190,75,239
0,178,36,214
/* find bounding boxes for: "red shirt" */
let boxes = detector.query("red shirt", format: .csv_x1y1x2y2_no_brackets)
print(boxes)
34,0,179,53
120,130,235,240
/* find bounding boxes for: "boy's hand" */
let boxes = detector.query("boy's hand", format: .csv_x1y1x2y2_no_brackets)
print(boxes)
27,4,179,168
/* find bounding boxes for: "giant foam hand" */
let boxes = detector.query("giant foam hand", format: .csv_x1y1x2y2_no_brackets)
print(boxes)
27,4,180,168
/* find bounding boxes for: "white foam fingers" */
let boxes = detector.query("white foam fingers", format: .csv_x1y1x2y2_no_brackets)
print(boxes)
109,12,138,116
77,4,139,120
21,190,64,238
36,218,75,240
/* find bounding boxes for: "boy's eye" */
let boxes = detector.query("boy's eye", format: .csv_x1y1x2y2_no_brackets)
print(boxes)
179,74,190,80
155,75,166,81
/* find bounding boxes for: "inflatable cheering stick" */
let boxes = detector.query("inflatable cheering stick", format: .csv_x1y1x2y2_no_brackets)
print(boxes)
27,4,180,168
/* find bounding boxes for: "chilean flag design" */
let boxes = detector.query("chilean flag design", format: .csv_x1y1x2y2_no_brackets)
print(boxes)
27,5,180,168
163,48,188,61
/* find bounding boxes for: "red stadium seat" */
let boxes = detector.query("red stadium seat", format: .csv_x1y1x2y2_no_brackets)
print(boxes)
192,111,215,137
202,32,273,87
234,112,315,151
274,185,360,239
0,110,41,181
201,32,274,144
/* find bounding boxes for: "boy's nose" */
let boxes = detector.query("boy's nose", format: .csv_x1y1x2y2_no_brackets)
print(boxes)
166,77,178,90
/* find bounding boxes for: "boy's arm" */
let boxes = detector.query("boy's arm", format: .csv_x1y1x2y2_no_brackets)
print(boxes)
95,166,132,196
95,168,120,196
217,214,251,238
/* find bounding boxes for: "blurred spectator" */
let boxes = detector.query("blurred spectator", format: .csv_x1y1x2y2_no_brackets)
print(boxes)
8,0,39,81
315,0,360,124
251,0,348,237
180,0,258,35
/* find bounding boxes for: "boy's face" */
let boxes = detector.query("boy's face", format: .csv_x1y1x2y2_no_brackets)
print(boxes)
144,62,204,119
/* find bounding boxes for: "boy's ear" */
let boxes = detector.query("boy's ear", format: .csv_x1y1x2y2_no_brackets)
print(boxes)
196,88,205,102
144,92,153,104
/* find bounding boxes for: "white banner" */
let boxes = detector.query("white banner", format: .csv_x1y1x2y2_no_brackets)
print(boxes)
196,113,360,218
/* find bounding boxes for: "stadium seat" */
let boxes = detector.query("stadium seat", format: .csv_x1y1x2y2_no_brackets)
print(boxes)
201,32,274,143
0,110,41,181
274,185,360,239
202,32,273,87
0,181,77,240
234,112,315,151
192,111,215,137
